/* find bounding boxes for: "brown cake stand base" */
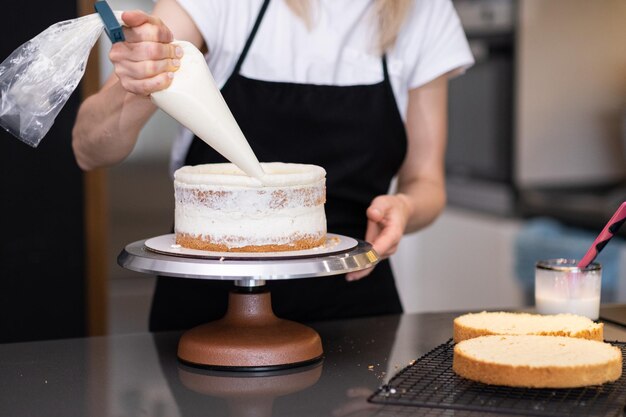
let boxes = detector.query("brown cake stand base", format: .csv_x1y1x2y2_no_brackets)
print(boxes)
178,288,323,370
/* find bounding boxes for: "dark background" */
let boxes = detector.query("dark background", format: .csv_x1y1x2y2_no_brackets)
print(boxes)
0,1,86,343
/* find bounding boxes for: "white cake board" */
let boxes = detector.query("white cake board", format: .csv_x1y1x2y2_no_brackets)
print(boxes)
144,233,358,260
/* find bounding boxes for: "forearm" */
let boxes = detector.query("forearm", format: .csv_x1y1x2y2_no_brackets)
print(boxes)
72,80,157,170
396,176,446,234
396,74,449,234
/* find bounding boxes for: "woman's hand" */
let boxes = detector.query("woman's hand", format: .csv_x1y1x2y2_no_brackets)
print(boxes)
72,1,203,170
345,194,414,281
109,10,183,96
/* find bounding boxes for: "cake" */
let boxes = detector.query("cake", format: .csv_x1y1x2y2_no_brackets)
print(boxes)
174,162,327,252
453,311,603,343
453,335,622,388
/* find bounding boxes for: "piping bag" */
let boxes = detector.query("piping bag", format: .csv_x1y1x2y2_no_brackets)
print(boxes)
150,41,267,182
0,7,116,147
96,1,267,182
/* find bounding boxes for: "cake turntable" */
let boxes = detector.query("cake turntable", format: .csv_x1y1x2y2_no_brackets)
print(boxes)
118,233,379,371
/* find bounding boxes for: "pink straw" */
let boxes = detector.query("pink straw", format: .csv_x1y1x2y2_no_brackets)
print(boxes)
578,201,626,269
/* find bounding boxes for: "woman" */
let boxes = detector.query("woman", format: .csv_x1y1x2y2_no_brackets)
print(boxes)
73,0,473,330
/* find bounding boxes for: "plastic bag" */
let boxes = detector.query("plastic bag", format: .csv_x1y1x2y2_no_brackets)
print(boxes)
0,11,121,147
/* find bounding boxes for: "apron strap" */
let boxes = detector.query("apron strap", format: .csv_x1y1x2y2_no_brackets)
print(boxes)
232,0,272,75
382,54,391,83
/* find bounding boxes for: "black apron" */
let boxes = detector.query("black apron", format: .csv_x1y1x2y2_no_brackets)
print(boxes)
150,0,407,331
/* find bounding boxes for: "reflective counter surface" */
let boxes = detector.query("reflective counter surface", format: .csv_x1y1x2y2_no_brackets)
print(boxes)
2,309,626,417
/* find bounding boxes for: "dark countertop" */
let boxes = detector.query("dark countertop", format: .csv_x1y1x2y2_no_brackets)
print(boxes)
2,309,626,417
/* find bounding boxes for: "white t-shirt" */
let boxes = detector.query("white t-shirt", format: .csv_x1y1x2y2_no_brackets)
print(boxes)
170,0,474,173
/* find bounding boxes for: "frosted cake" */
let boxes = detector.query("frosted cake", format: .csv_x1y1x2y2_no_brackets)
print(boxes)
174,162,327,252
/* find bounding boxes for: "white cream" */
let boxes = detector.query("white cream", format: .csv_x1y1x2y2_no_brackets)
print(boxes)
174,162,326,188
535,296,600,320
151,41,266,181
175,206,326,246
174,162,327,249
535,262,602,321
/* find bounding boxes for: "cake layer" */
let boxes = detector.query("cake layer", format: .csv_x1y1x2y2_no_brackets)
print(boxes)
453,335,622,388
176,233,326,252
453,311,603,342
174,162,327,252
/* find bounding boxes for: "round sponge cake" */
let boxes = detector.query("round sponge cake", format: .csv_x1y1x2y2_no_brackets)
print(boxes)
453,335,622,388
453,311,603,343
174,162,327,252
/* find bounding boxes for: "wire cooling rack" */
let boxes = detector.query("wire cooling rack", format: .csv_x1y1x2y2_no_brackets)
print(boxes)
368,339,626,417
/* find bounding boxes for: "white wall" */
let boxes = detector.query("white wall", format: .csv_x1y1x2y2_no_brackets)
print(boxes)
391,207,526,313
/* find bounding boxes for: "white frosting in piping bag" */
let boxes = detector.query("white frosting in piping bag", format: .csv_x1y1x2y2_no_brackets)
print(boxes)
151,41,266,182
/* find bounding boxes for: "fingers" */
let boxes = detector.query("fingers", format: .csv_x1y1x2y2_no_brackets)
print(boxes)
121,10,160,29
366,196,404,258
345,266,374,282
117,72,175,96
121,10,148,27
110,43,182,95
114,57,181,80
122,21,174,44
110,40,181,62
371,221,402,258
121,11,174,44
345,195,408,282
110,11,180,95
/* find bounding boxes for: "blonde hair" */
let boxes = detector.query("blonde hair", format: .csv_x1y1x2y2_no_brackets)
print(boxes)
285,0,413,52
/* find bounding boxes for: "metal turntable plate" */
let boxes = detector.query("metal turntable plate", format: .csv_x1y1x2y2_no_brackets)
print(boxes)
144,233,357,260
118,234,377,280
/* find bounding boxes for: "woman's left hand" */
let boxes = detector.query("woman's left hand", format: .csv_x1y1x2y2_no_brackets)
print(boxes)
345,194,413,281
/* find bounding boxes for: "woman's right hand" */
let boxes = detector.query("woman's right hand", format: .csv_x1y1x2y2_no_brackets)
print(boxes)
73,1,202,170
109,10,183,96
